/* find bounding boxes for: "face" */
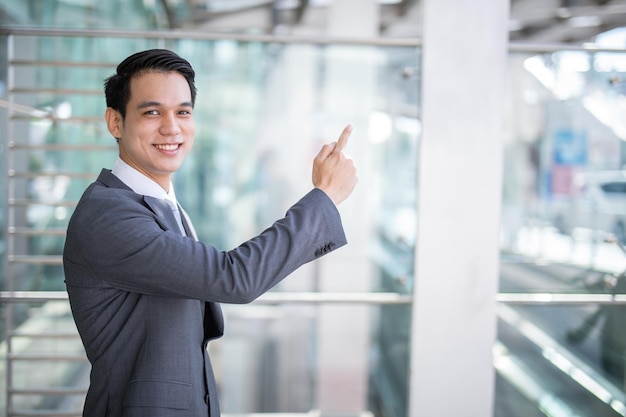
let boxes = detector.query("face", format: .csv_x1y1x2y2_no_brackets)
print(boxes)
105,71,196,191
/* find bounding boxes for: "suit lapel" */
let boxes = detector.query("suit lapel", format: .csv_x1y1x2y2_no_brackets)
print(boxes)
143,195,181,234
179,206,198,240
97,169,191,237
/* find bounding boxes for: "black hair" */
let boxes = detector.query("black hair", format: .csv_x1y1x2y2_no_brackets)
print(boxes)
104,49,197,118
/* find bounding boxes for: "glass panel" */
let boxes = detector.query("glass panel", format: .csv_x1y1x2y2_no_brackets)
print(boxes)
0,33,419,416
1,301,85,415
173,40,419,415
0,0,166,30
499,30,626,416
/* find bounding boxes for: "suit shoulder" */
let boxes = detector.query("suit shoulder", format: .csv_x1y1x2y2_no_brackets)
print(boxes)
78,171,138,205
70,178,144,232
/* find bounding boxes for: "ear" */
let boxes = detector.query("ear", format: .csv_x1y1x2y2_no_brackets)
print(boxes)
105,107,123,140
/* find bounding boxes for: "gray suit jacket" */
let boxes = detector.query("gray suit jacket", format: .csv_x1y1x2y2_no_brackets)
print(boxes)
63,169,347,417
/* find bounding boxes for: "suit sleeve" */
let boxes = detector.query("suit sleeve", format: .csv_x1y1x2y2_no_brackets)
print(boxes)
63,187,347,303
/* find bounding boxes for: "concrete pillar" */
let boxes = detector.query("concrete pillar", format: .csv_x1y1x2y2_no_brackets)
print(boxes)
409,1,510,416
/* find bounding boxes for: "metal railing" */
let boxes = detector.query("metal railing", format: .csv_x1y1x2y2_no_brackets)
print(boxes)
4,290,626,305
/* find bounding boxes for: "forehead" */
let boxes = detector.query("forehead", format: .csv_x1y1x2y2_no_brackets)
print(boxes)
128,71,192,102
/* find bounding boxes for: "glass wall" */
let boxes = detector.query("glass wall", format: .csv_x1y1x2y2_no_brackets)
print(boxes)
497,30,626,416
0,0,167,29
0,30,419,417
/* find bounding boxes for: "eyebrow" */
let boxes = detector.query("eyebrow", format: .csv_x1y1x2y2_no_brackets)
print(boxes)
136,101,194,109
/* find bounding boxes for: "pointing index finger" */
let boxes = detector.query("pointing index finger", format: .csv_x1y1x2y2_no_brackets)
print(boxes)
335,124,353,152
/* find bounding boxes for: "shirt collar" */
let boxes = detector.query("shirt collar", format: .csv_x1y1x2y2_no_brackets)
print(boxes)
111,157,178,205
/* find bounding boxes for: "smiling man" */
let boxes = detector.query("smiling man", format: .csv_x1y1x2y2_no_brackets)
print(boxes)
62,49,357,417
105,69,195,190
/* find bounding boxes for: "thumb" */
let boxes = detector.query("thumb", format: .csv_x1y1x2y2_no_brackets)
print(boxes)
315,141,337,163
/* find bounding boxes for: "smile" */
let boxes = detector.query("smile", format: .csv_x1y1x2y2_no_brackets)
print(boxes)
154,144,180,151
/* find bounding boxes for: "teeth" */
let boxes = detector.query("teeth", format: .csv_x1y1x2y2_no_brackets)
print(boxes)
155,144,179,151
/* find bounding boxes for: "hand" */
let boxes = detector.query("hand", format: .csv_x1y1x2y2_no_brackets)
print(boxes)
312,124,358,205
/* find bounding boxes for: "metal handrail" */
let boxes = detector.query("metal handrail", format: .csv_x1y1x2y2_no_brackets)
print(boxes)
496,292,626,304
0,26,421,47
9,59,114,68
6,256,63,265
0,292,69,302
10,411,81,417
3,26,626,53
507,41,626,53
8,228,67,236
9,388,85,395
4,290,626,305
9,332,78,339
9,115,104,123
8,354,87,362
8,171,100,179
8,199,78,207
8,143,115,151
9,88,101,95
0,291,411,304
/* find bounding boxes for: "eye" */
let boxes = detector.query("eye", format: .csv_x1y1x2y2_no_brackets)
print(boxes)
178,109,192,116
144,109,159,116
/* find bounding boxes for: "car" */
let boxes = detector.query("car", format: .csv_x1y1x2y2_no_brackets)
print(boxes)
552,170,626,244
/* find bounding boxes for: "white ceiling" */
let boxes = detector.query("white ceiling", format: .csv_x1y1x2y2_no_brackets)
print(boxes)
179,0,626,44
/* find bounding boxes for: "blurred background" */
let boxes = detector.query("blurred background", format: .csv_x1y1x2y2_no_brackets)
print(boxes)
0,1,626,417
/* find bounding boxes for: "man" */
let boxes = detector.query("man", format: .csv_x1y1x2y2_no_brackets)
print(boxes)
63,49,357,417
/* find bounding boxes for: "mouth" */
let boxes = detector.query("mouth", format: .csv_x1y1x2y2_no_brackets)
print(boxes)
154,143,181,151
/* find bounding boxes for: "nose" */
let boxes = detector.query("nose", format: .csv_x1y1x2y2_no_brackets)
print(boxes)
159,113,181,136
